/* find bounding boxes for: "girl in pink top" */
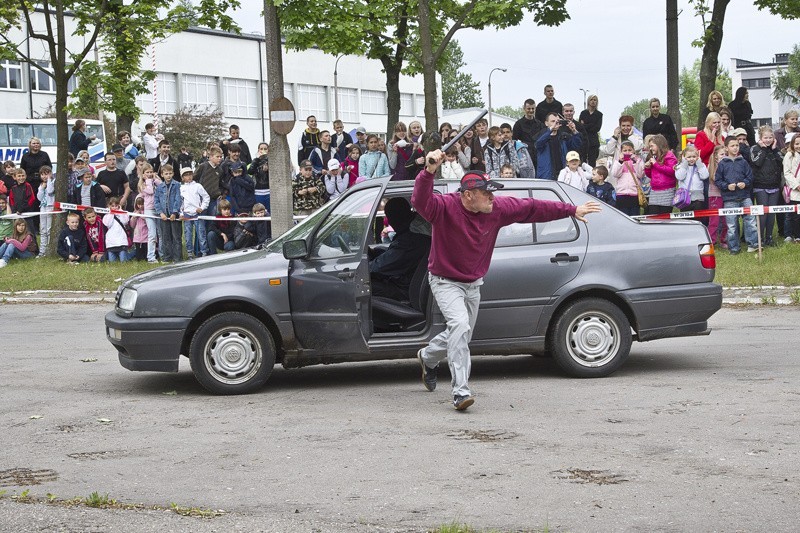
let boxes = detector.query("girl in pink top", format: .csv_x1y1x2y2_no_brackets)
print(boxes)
643,134,677,215
137,162,162,263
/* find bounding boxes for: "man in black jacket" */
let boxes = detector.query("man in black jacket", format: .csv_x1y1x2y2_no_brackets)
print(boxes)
534,85,563,124
512,99,544,166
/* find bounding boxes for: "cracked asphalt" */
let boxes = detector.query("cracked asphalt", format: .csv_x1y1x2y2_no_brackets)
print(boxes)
0,303,798,532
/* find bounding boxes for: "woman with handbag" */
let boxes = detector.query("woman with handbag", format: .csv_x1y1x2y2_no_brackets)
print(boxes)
643,134,677,215
782,135,800,243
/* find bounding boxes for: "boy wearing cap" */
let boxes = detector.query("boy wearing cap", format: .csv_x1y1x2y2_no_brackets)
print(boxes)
323,159,348,201
293,160,326,216
355,127,368,154
229,161,256,215
411,152,601,410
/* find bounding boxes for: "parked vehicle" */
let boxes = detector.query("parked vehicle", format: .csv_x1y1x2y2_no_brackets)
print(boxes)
105,177,722,395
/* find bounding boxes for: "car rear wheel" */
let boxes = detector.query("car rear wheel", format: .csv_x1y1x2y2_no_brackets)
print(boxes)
549,298,631,378
189,312,276,394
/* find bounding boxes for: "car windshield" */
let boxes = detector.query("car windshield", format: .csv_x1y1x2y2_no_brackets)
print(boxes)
263,201,335,253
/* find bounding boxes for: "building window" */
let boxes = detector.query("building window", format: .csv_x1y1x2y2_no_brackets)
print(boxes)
415,95,425,117
224,78,258,118
296,84,328,121
742,78,771,90
137,72,178,115
361,89,387,115
400,93,414,116
336,87,358,123
29,60,76,94
0,59,23,90
182,74,218,108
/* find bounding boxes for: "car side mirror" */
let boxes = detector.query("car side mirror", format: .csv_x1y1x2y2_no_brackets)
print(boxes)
283,239,308,260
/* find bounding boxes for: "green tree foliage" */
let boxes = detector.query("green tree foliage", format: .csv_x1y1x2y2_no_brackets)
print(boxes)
773,43,800,104
160,105,227,160
441,41,484,110
492,105,524,120
680,59,731,128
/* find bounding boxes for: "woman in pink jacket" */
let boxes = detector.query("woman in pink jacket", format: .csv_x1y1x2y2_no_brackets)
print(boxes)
644,134,677,215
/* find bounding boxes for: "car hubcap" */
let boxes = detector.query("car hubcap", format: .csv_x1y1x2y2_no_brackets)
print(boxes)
566,311,619,367
204,327,262,384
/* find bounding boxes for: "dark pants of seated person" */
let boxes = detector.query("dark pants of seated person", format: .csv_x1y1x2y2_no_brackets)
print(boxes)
371,277,408,301
207,230,236,255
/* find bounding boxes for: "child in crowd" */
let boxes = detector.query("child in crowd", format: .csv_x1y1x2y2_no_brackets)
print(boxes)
706,145,728,248
557,151,592,192
103,197,132,262
1,161,16,192
499,164,516,179
0,195,12,240
715,136,758,254
586,166,616,207
8,169,36,216
180,166,210,260
36,165,55,257
344,145,361,188
783,134,800,242
484,126,519,179
131,196,149,261
138,162,161,263
236,203,271,248
82,207,106,262
643,134,677,215
610,140,646,217
293,159,326,216
750,126,784,246
359,134,390,179
77,150,95,175
229,161,256,215
207,199,236,255
249,142,270,211
0,218,37,268
440,146,465,180
674,145,709,213
155,165,184,263
70,166,106,208
57,212,89,264
324,159,349,201
177,146,194,172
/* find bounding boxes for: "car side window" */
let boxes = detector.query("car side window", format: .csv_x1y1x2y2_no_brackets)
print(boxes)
309,186,381,259
495,189,578,247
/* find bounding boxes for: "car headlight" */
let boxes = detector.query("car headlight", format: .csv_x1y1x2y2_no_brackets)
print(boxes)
117,287,138,316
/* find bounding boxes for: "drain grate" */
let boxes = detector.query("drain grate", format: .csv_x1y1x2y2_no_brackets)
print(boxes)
553,468,628,485
448,429,519,442
0,468,58,487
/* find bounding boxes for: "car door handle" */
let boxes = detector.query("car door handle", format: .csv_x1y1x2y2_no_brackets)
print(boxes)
337,269,356,279
550,253,580,263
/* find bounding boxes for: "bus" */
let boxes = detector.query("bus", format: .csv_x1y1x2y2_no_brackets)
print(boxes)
0,118,107,171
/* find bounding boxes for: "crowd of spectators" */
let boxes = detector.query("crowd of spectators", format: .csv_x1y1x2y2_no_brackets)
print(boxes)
2,84,800,267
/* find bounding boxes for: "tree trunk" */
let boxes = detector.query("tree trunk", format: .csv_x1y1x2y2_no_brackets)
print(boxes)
697,0,730,129
383,60,401,135
417,0,439,133
263,0,293,237
117,114,134,136
48,5,70,257
666,0,681,137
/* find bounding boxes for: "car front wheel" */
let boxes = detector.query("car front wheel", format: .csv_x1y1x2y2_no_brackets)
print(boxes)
549,298,631,378
189,312,276,394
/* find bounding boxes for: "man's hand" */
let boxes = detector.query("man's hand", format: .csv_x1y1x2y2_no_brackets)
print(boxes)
160,213,167,221
574,201,602,222
222,233,228,243
567,121,577,134
736,182,746,189
425,149,444,174
100,184,111,194
728,183,737,191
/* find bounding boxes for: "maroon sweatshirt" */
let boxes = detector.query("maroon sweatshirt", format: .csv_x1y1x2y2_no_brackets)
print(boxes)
411,168,577,282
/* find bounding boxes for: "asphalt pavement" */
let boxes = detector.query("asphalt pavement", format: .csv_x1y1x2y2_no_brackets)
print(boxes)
0,303,798,532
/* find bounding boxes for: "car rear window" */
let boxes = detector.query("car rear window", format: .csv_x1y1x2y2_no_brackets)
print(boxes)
495,189,578,247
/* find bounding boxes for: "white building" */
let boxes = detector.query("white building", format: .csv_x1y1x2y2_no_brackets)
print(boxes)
730,53,793,129
0,11,437,165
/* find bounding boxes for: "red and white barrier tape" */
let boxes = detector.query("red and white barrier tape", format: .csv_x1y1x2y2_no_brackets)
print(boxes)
632,204,800,220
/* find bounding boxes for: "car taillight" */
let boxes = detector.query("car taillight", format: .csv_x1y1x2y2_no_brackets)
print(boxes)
699,243,715,269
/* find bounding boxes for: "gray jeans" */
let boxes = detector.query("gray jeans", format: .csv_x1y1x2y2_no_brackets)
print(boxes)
420,274,482,398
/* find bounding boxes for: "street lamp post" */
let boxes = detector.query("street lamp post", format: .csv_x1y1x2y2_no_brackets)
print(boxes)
488,67,507,127
334,54,344,121
578,88,589,110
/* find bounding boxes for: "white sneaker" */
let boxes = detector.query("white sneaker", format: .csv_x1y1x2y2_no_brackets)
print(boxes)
785,236,794,243
0,259,6,268
746,246,758,253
